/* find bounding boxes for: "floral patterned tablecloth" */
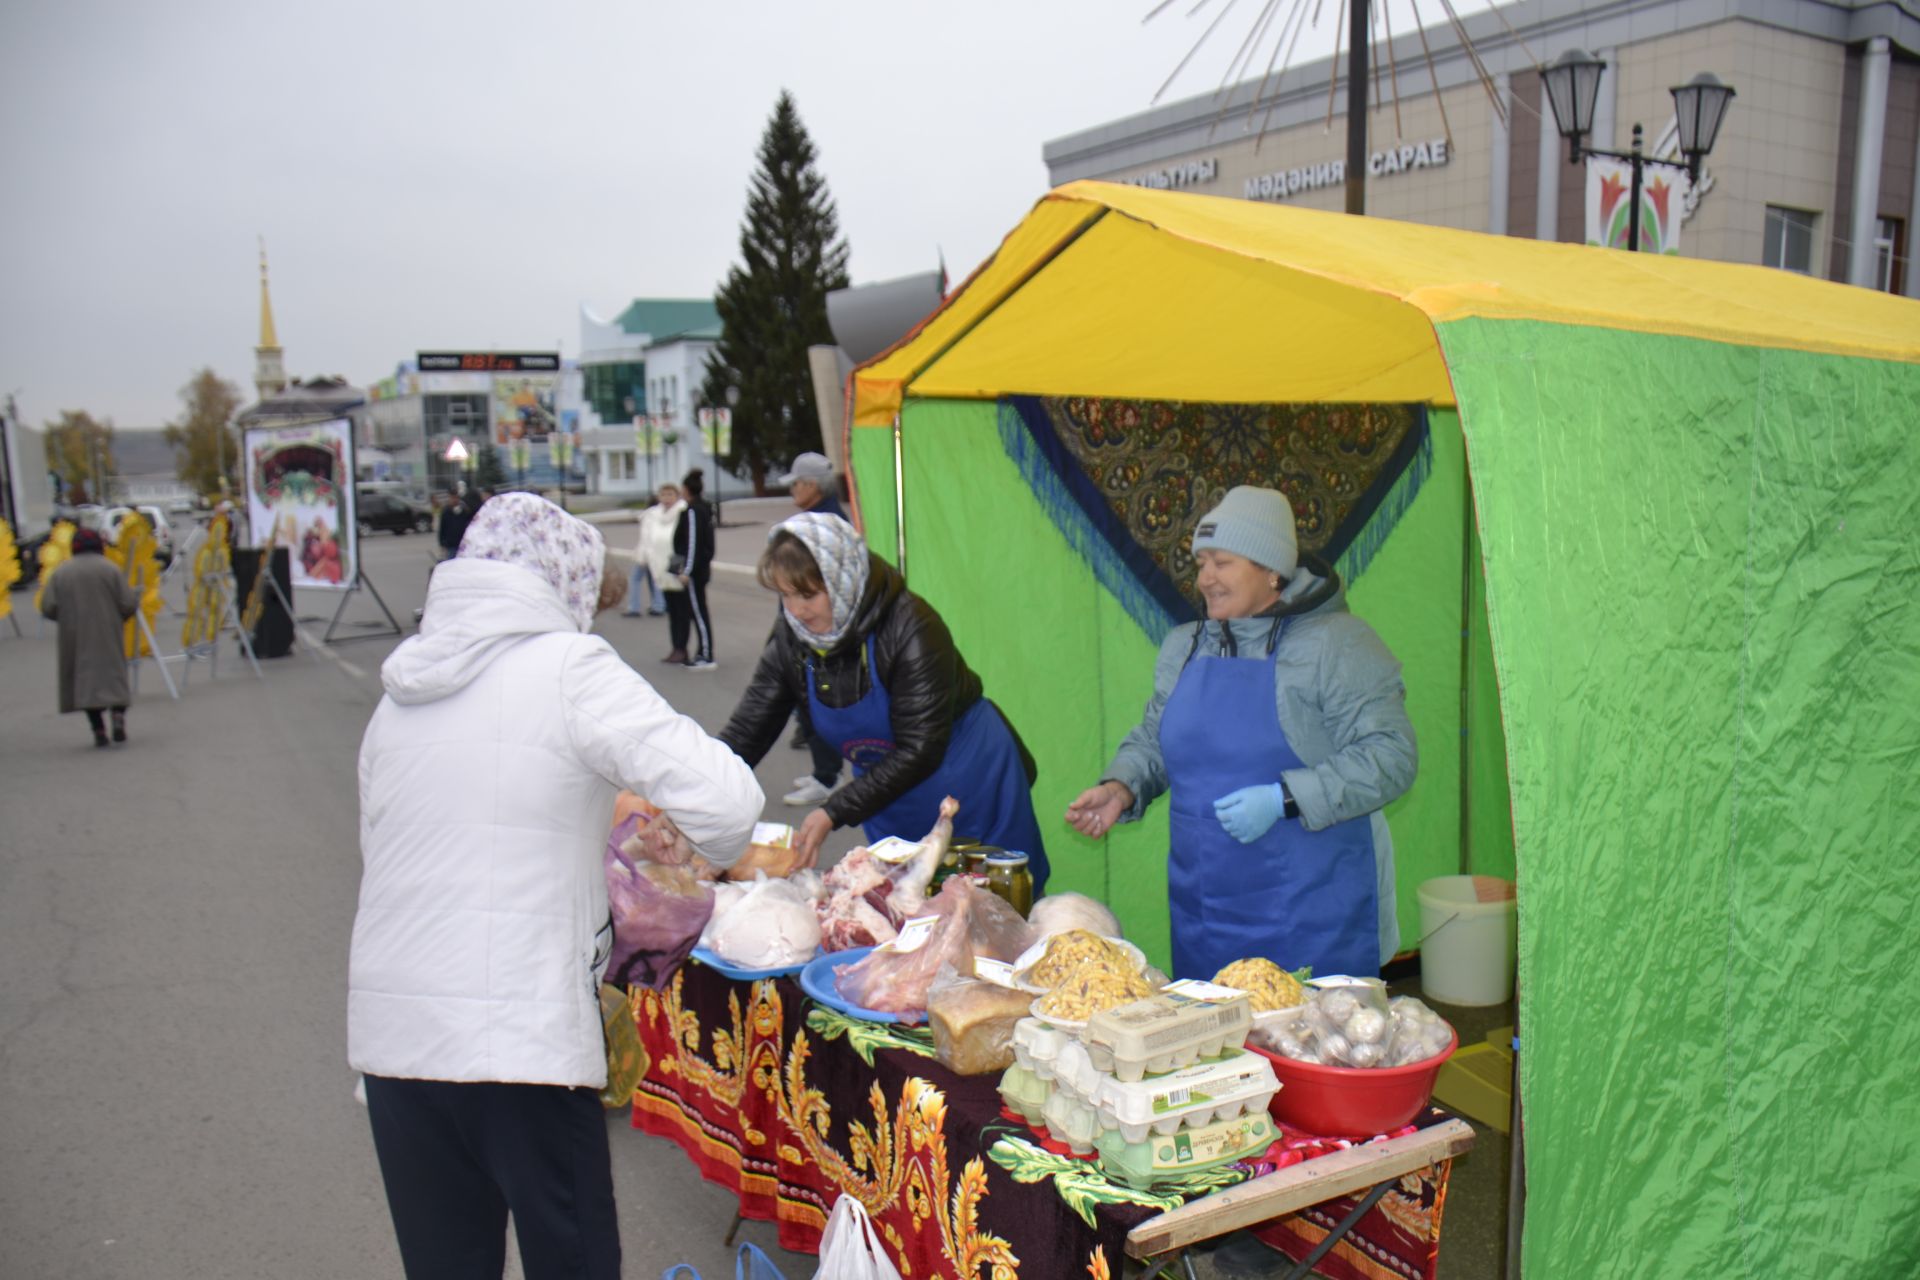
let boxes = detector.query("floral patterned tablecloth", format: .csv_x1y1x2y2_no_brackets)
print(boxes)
625,962,1454,1279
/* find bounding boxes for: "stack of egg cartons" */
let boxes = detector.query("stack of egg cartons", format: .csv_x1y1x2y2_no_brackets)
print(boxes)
1002,981,1281,1188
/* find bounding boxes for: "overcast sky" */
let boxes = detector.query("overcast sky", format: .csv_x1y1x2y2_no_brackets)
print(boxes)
0,0,1486,430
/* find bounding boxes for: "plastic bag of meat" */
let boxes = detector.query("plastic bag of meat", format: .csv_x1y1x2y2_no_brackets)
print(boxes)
833,877,1032,1016
817,796,961,951
705,873,822,970
605,811,714,989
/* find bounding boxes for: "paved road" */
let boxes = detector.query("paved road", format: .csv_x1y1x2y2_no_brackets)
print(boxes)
0,498,844,1279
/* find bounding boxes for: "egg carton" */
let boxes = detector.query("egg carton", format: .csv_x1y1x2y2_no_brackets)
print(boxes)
1011,1017,1073,1081
996,1063,1053,1128
1048,1042,1281,1146
1084,985,1253,1083
1042,1085,1102,1155
1093,1109,1276,1190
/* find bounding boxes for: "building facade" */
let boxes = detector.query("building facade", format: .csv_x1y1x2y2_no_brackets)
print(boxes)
575,299,723,500
1044,0,1920,294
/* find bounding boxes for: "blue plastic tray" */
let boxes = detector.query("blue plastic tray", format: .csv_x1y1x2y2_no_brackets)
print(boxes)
690,947,816,983
798,946,923,1025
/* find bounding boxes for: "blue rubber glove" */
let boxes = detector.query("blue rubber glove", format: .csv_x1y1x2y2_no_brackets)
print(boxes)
1213,783,1289,844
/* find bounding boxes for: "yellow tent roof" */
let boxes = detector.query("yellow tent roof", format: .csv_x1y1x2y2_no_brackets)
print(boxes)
852,181,1920,425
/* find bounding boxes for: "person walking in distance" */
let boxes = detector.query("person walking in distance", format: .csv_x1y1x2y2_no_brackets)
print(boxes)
666,468,716,669
38,528,138,747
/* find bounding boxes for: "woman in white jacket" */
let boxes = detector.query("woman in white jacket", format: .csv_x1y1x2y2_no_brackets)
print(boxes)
622,482,683,617
350,493,763,1280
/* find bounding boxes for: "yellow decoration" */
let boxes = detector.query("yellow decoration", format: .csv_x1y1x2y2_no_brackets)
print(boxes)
182,514,233,649
852,181,1920,426
1086,1247,1113,1280
105,512,164,659
0,518,20,619
34,521,75,615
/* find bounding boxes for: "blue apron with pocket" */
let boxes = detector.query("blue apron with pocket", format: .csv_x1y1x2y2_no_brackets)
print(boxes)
1157,634,1378,980
808,636,1048,892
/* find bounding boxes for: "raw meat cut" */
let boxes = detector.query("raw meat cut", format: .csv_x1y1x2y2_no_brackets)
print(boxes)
833,878,1033,1015
816,797,962,952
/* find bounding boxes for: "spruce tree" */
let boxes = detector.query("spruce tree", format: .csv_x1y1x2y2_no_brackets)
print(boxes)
703,91,850,492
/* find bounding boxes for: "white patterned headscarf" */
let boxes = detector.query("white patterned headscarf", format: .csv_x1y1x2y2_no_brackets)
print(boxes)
457,492,606,632
773,513,870,649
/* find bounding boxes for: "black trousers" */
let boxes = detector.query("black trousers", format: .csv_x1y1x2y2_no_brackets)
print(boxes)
665,574,712,662
804,717,842,786
363,1075,620,1280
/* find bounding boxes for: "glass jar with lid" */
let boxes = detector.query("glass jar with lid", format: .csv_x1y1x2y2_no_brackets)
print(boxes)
983,850,1034,917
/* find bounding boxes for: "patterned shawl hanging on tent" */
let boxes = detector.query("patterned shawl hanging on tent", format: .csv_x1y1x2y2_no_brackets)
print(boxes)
997,396,1431,643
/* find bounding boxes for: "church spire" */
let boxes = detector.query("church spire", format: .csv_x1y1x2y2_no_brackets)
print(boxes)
254,237,287,401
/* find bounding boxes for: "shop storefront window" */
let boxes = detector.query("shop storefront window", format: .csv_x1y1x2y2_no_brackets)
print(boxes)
1763,205,1816,274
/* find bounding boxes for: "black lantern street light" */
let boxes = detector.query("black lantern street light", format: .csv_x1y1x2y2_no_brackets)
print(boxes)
1541,50,1735,253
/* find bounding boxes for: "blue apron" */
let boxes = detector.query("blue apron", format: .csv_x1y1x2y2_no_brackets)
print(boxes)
1158,634,1378,981
808,637,1049,892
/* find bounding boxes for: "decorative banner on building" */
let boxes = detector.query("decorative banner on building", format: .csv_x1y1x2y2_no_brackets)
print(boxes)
242,417,357,591
494,374,558,444
1585,158,1689,254
696,407,733,456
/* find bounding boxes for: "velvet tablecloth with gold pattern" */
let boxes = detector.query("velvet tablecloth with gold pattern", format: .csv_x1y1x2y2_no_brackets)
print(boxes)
626,963,1453,1280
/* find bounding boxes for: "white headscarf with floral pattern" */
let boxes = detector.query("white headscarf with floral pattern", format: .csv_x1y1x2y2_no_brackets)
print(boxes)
457,493,606,632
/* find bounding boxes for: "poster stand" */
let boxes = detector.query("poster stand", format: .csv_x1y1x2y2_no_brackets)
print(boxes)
178,570,265,685
322,568,403,644
127,610,180,701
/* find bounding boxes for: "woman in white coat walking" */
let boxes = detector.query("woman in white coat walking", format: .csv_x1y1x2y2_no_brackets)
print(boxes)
622,482,683,617
349,493,763,1280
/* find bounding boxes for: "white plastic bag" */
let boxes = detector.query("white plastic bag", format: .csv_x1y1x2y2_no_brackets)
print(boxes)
812,1194,903,1280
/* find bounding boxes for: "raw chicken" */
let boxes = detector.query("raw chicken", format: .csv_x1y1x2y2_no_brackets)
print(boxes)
834,878,1032,1015
816,797,963,952
705,874,821,970
885,795,958,920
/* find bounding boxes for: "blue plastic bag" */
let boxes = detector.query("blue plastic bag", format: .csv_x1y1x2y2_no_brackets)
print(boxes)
660,1242,788,1280
736,1241,789,1280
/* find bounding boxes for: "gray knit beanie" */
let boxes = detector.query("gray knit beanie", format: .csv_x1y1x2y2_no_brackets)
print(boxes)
1191,486,1299,578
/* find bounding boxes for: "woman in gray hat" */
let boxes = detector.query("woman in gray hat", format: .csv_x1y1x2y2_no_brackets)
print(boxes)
1065,486,1417,981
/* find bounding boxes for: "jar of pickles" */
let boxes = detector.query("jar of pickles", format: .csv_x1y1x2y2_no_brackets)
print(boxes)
984,851,1034,917
930,837,980,892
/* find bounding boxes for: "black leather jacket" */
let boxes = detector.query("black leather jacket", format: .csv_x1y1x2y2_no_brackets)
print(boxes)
718,555,1034,829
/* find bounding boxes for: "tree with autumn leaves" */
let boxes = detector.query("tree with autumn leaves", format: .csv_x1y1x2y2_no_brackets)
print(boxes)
164,368,244,498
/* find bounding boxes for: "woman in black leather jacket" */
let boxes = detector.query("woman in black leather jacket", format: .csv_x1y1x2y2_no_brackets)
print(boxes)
718,513,1047,885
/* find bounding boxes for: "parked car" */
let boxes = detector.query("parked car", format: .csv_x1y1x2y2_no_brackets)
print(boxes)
101,505,175,566
357,492,434,535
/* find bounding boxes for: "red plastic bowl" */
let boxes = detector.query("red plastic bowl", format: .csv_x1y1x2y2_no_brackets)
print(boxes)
1248,1029,1458,1138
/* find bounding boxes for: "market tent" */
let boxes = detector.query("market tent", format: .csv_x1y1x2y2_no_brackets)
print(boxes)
844,181,1920,1278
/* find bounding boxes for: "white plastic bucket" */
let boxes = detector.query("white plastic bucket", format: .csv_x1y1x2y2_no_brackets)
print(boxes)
1416,875,1517,1007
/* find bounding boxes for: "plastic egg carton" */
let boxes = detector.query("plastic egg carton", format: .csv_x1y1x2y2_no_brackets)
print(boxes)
1011,1017,1073,1082
1042,1084,1102,1155
1049,1043,1280,1146
996,1063,1052,1127
1084,985,1253,1083
1093,1109,1276,1190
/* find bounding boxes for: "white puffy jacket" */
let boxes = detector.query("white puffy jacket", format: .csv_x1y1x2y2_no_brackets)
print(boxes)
349,557,763,1087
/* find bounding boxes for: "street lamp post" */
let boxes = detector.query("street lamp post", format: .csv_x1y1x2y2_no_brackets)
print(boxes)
444,435,472,492
1540,50,1736,253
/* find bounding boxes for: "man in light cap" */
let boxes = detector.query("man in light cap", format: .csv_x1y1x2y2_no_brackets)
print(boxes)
1067,485,1416,981
778,451,845,523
